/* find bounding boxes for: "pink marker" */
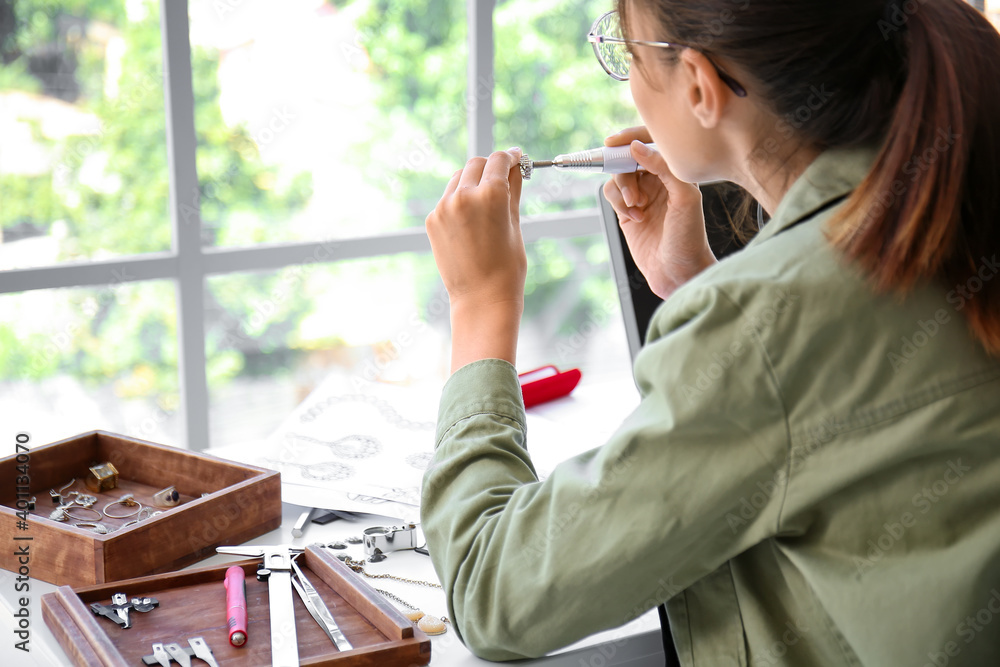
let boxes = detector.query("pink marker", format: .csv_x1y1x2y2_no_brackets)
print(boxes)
224,566,248,646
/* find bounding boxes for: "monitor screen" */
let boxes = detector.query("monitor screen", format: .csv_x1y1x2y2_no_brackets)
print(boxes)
598,181,752,362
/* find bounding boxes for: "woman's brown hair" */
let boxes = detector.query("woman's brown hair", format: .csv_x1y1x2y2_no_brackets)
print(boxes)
620,0,1000,355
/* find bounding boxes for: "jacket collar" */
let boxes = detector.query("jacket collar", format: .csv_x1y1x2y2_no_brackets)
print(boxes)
747,144,881,248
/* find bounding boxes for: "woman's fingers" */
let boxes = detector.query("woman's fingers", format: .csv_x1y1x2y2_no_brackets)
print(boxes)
604,126,653,147
603,179,645,222
505,149,523,220
457,156,488,190
441,168,463,199
612,171,644,208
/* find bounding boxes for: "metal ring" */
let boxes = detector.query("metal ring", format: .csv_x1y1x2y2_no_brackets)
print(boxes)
102,499,143,519
65,506,103,522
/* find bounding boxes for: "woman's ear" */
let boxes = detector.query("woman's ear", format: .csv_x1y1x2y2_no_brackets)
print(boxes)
679,49,729,129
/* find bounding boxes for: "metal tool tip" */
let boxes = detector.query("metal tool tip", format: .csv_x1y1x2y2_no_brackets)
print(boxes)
518,154,533,180
231,631,246,646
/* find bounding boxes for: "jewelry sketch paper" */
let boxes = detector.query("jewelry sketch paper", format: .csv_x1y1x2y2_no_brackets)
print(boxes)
208,370,639,511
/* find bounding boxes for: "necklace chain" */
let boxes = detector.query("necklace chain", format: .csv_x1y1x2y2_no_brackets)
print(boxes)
342,557,449,624
343,557,442,589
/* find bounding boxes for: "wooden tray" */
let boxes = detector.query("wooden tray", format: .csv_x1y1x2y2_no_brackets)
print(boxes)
41,545,432,666
0,430,281,586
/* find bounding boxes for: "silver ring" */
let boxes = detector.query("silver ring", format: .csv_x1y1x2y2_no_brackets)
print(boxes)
65,506,103,522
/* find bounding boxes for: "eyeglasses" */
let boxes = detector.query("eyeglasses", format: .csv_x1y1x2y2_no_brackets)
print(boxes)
587,10,748,98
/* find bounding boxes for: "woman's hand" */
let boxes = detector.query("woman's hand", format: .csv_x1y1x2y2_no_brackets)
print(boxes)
603,127,717,299
426,149,526,373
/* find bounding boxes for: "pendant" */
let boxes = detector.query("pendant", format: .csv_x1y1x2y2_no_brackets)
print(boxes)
417,615,447,635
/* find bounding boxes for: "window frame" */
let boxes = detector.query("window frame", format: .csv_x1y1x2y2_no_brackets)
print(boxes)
0,0,600,450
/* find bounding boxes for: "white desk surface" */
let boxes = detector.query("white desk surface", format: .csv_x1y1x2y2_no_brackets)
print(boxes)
1,372,666,666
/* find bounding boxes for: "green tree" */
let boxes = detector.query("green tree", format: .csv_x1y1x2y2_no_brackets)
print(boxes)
0,0,312,397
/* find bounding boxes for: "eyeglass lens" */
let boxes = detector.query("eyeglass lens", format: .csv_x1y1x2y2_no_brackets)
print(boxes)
594,12,630,79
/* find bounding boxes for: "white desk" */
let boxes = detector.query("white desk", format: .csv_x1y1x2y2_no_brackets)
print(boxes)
0,373,667,665
0,502,663,666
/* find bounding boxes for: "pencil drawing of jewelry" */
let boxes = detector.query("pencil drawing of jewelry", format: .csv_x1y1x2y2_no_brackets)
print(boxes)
404,452,433,470
262,459,354,482
285,433,382,459
299,394,435,431
346,486,421,505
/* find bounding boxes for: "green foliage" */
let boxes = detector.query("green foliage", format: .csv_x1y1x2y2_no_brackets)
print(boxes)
2,0,630,404
0,0,311,397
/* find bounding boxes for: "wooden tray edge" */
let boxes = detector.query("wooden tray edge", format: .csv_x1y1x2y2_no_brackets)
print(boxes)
41,592,104,667
44,554,432,666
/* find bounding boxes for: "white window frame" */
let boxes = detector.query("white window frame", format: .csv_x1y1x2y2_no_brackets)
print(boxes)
0,0,600,450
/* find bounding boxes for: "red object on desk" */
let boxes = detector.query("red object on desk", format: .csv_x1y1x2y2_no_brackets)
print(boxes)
518,365,582,408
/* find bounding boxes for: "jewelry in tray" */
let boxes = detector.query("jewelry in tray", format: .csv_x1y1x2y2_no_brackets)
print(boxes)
44,464,184,534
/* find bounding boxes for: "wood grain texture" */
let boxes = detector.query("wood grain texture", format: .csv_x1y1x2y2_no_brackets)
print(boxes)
40,591,104,667
305,546,415,640
0,430,281,586
42,549,432,665
55,586,127,665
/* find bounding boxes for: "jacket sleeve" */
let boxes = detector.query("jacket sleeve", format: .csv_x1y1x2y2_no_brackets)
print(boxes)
420,283,793,661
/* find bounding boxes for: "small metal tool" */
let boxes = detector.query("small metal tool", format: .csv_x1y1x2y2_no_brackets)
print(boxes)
291,507,315,538
90,593,159,629
164,642,191,667
290,556,353,651
518,143,656,180
217,544,304,667
311,509,358,525
142,638,216,666
188,637,219,667
363,523,420,557
150,643,171,667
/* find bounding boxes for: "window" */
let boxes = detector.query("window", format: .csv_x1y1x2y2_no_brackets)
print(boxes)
8,1,991,450
1,0,634,450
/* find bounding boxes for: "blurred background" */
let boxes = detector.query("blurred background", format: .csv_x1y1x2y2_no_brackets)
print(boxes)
0,0,647,449
3,1,997,450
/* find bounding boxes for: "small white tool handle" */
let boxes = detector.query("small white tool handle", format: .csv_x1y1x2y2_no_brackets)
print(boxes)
600,143,654,174
553,143,656,174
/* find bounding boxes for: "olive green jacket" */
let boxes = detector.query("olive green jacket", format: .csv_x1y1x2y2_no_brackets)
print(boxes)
421,146,1000,665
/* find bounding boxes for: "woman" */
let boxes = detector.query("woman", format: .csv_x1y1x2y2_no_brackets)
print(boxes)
421,0,1000,664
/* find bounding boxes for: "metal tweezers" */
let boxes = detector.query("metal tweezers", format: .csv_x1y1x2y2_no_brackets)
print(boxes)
290,556,354,652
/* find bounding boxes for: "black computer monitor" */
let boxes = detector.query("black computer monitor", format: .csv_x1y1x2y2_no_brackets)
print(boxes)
598,181,751,362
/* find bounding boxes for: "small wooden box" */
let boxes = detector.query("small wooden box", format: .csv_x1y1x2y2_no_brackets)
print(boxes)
0,430,281,586
41,545,432,666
